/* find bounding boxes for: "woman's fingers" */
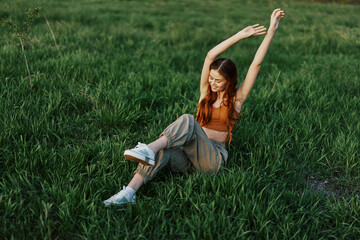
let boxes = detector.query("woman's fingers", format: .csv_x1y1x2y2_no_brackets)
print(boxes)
272,8,283,17
276,10,285,16
254,25,265,30
273,8,281,13
255,26,266,36
255,26,266,32
272,8,280,16
251,24,260,28
277,11,285,19
254,31,266,36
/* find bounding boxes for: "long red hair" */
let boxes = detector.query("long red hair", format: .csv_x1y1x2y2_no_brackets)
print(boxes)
196,58,240,133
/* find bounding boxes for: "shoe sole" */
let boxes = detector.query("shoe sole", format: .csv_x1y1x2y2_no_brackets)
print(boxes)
103,201,136,206
124,150,155,166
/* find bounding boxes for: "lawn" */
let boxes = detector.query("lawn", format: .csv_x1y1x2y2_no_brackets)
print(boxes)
1,0,359,239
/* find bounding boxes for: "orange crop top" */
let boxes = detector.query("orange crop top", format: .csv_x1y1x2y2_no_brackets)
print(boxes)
198,104,229,132
196,103,240,147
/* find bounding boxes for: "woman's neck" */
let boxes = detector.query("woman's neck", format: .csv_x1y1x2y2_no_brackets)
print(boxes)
217,90,225,101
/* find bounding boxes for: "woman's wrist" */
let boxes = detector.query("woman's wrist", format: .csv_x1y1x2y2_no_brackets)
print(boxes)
235,31,248,40
267,27,277,35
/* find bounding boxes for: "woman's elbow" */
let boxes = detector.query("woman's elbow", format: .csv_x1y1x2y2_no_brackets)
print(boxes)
206,52,216,61
251,62,262,69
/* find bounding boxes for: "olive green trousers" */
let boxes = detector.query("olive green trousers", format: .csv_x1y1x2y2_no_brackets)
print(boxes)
134,114,228,183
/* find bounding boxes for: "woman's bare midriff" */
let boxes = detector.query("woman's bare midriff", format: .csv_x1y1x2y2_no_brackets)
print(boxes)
202,127,229,143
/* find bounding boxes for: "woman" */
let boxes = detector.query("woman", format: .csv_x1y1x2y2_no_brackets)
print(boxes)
103,8,285,205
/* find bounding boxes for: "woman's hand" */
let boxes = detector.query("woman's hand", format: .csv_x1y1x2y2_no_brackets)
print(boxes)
269,8,285,32
238,24,267,39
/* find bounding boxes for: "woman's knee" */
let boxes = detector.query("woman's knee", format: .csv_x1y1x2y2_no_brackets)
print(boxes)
179,114,195,124
180,113,194,120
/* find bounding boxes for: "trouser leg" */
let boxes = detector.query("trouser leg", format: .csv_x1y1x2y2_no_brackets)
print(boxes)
134,148,191,184
160,114,224,174
134,114,227,183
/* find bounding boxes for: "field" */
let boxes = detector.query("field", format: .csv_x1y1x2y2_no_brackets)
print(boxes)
1,0,359,239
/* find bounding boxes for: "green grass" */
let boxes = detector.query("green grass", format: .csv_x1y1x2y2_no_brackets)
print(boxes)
1,0,359,239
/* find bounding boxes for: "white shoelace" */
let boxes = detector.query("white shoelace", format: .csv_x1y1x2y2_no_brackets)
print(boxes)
135,142,146,149
109,186,127,201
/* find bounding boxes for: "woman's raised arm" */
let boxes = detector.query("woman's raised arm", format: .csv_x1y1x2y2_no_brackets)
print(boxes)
199,24,267,101
236,9,285,106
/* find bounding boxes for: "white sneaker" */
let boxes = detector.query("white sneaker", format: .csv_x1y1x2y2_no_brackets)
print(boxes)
103,186,136,206
124,142,155,166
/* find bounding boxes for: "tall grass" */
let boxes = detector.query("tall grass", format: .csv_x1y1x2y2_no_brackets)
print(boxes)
1,0,359,239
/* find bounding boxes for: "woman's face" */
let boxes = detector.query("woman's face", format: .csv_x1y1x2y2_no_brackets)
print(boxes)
208,69,227,92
